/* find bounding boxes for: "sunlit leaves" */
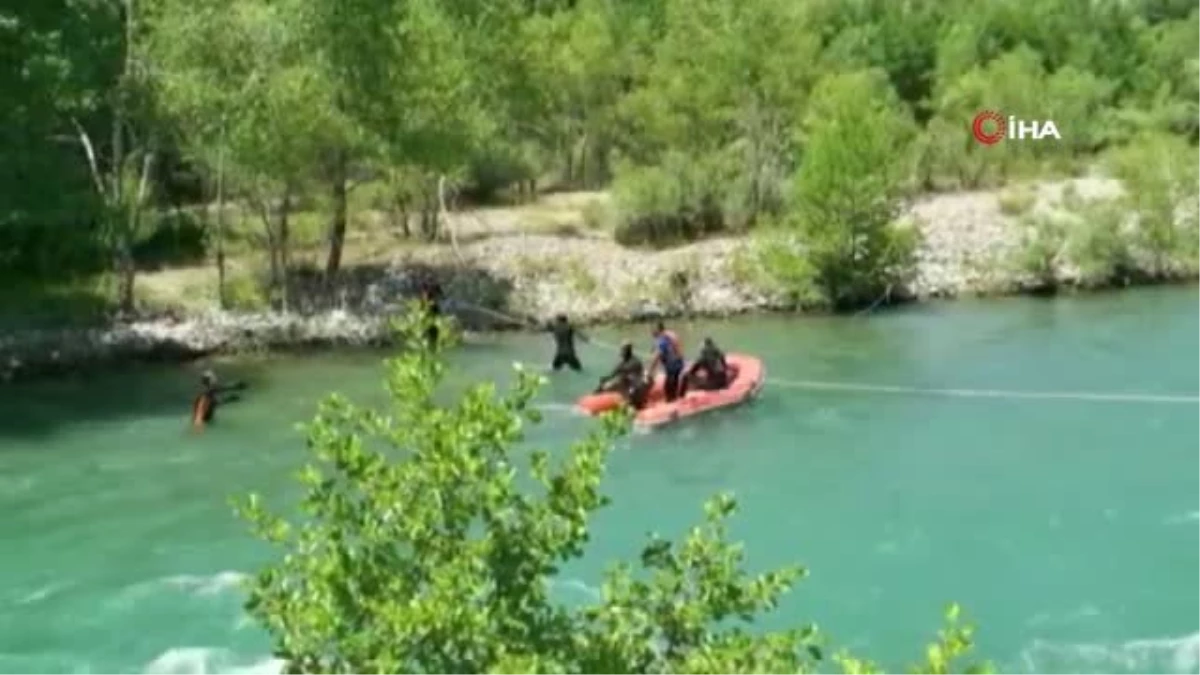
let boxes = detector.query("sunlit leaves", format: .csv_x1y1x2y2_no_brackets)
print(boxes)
238,302,988,674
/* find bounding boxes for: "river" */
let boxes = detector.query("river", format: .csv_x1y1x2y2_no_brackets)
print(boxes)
0,287,1197,674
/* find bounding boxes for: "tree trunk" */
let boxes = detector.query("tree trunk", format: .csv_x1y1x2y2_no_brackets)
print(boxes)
420,182,439,241
564,140,574,186
116,151,154,315
324,150,348,280
116,241,136,313
255,194,281,306
215,131,228,309
279,187,293,313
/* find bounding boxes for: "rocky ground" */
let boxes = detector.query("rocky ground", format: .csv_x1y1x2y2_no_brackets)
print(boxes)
2,177,1194,382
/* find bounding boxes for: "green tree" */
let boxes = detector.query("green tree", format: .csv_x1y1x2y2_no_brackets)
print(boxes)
238,306,991,673
0,0,117,281
150,0,345,309
610,0,822,242
300,0,487,243
785,69,919,310
1106,132,1199,277
148,0,253,307
60,0,161,314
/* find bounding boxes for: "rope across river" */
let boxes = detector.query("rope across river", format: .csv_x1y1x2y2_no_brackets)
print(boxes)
763,378,1198,405
449,300,1199,407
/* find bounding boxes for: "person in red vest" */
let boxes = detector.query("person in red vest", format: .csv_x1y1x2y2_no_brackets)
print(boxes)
647,320,685,402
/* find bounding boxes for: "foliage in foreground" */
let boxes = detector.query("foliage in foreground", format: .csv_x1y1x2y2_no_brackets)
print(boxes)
237,306,991,673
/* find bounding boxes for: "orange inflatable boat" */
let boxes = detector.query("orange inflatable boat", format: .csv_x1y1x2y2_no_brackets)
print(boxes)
576,353,765,429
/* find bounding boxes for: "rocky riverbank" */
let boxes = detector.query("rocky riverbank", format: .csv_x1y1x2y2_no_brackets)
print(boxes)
2,177,1195,382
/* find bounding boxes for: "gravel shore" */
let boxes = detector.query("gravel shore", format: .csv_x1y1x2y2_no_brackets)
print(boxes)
2,177,1194,382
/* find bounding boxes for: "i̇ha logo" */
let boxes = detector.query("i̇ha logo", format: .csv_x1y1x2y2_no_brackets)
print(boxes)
972,110,1060,145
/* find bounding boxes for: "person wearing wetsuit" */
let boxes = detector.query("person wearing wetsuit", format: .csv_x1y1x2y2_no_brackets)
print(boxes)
548,314,586,371
682,337,729,394
191,370,246,428
596,341,649,409
420,279,443,348
647,321,685,402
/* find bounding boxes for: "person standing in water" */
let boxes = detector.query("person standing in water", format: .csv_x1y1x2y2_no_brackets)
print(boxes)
546,313,587,372
647,320,685,402
191,370,246,429
419,278,444,349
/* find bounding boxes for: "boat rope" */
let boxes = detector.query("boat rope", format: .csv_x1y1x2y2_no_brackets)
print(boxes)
453,300,623,352
765,377,1199,405
448,301,1197,408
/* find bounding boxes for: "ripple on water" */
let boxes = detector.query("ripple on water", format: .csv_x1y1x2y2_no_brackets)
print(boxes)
143,648,281,675
0,652,91,674
1164,511,1200,526
112,571,247,609
1018,632,1200,674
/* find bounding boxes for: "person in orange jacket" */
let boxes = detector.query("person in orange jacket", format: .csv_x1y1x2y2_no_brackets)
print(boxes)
191,370,246,429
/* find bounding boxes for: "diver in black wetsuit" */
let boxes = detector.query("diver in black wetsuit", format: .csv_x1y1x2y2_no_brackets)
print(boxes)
595,341,649,409
681,337,729,395
547,314,587,371
420,279,444,348
191,370,246,428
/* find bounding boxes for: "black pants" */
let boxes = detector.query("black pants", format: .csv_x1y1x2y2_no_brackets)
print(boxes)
664,362,684,402
691,368,727,391
552,351,582,371
627,379,650,410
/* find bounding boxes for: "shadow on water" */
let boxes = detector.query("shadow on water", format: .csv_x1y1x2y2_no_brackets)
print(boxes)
0,335,524,442
2,285,1194,442
0,357,259,441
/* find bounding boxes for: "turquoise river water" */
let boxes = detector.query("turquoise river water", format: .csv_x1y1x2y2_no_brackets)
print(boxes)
0,287,1197,674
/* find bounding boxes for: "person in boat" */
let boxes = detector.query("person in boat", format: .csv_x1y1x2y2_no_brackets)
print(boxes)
681,337,729,394
647,320,685,402
191,370,246,429
547,313,587,372
596,341,649,409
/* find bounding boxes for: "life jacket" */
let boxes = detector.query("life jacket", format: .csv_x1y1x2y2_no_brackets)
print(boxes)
660,330,683,363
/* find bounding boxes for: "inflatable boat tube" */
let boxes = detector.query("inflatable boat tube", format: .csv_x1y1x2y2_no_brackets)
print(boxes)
576,353,765,429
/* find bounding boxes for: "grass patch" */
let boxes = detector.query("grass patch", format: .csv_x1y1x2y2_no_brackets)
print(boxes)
997,187,1038,216
561,256,599,295
1011,213,1069,287
0,276,117,329
512,254,560,280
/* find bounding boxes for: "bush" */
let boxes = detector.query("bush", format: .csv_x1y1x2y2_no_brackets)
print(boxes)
1013,213,1069,288
785,70,920,309
580,198,616,231
996,188,1038,217
1106,132,1200,277
735,229,826,309
462,141,540,205
611,152,733,248
133,210,208,269
1064,199,1137,286
237,305,992,674
562,255,599,295
224,271,270,311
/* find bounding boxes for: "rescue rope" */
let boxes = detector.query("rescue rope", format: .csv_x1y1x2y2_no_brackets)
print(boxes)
765,377,1199,405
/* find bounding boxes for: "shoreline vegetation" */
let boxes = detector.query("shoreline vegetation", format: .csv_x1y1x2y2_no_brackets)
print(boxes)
3,0,1197,668
1,175,1198,382
3,0,1197,385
